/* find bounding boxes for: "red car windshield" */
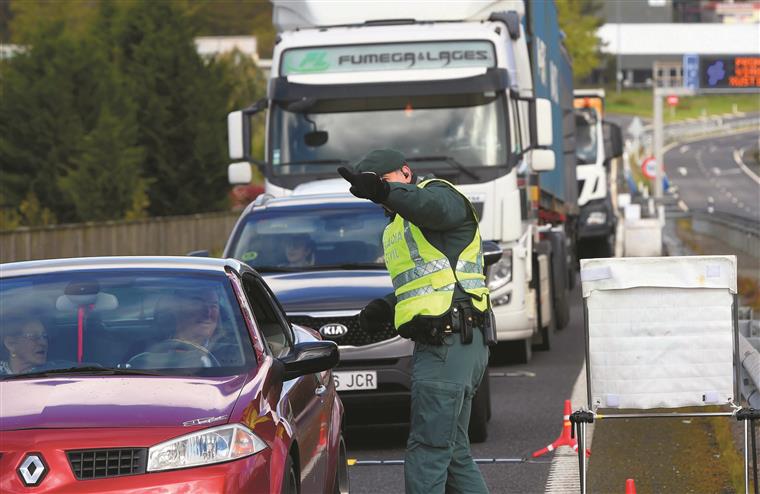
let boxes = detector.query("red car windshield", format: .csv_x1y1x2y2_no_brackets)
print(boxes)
0,270,256,378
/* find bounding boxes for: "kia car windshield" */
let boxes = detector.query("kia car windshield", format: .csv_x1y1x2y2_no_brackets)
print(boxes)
0,270,255,378
575,107,599,165
230,205,388,272
269,92,509,177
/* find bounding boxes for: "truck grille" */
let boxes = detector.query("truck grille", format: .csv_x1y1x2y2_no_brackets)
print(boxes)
67,448,146,480
289,315,396,346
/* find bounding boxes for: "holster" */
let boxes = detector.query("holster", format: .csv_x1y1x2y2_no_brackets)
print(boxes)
482,309,498,346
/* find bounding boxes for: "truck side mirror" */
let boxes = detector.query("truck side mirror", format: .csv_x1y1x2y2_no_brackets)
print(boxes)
228,98,267,160
602,121,623,159
228,162,253,185
530,149,555,172
532,98,553,148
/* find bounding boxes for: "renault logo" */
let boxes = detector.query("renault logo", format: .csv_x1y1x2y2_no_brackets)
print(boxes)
320,323,348,338
17,453,48,487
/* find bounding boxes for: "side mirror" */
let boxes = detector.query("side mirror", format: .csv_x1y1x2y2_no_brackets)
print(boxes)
186,250,210,257
228,162,253,185
532,98,553,148
603,121,623,159
278,341,339,381
482,240,503,268
228,98,267,160
530,149,555,172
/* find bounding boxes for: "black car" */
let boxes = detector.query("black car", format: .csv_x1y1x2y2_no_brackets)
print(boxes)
222,181,491,441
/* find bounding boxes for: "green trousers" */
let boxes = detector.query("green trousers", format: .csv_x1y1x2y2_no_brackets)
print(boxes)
404,328,490,494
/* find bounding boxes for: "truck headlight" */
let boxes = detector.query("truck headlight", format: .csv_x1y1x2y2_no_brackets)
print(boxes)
147,424,267,472
486,250,512,291
585,211,607,225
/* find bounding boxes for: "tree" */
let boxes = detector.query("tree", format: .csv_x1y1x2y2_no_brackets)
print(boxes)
113,0,232,216
556,0,604,82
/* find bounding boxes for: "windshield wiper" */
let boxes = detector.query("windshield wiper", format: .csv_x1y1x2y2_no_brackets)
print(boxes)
1,366,161,380
405,156,480,181
249,265,305,273
313,262,386,270
276,159,349,167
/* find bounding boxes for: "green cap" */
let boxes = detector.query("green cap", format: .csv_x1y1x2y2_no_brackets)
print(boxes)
353,149,406,175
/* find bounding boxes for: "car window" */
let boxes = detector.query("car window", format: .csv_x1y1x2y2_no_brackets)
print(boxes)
0,270,255,378
242,274,293,358
230,205,388,270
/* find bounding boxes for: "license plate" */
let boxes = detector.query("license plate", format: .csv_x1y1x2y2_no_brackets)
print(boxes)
333,370,377,391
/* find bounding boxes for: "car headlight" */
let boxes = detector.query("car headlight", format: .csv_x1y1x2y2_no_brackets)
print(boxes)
486,250,512,291
585,211,607,225
147,424,267,472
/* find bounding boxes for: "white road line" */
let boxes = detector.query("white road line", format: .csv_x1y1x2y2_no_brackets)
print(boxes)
545,363,593,494
708,196,714,203
679,145,689,154
733,148,760,185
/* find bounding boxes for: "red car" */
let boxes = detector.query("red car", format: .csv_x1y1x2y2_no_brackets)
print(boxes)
0,257,348,493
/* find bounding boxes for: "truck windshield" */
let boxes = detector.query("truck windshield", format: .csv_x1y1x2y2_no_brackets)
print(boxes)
575,108,599,165
269,92,508,177
229,205,389,272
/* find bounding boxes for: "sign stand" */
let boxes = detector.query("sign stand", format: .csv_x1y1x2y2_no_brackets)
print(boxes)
575,256,756,494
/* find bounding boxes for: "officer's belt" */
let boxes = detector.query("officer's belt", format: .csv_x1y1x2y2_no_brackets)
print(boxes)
403,304,488,343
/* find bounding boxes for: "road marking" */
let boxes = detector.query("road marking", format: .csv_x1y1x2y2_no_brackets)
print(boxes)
490,371,536,378
679,145,690,154
733,148,760,185
677,167,688,176
731,197,738,204
738,202,744,208
708,196,714,203
712,167,722,176
708,206,715,213
545,363,594,494
678,200,689,212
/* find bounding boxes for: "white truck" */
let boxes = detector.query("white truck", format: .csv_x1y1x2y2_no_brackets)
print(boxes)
574,89,623,258
227,0,578,362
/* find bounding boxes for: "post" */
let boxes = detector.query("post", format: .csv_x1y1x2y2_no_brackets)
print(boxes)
616,2,622,94
653,88,664,199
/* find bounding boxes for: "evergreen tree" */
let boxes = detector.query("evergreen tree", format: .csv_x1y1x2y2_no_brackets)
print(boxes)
114,0,231,216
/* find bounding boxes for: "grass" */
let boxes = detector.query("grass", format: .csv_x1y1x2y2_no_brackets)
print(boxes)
602,88,760,122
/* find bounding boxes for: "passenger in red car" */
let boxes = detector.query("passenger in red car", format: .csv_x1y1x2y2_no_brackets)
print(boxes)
0,315,48,374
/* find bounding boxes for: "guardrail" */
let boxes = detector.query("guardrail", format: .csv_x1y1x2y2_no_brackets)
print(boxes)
686,209,760,260
640,114,760,148
0,211,240,263
738,314,760,409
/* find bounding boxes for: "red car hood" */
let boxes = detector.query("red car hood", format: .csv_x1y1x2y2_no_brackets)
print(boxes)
0,374,248,430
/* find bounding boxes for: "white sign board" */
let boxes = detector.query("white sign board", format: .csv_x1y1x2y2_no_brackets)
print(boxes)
580,256,737,410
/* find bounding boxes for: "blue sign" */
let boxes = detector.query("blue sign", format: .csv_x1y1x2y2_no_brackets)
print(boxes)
683,54,699,89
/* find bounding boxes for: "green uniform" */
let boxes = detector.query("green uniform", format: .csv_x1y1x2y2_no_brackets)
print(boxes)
383,179,490,494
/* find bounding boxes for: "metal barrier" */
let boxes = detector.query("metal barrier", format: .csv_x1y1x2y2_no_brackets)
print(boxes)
0,211,240,263
640,115,760,148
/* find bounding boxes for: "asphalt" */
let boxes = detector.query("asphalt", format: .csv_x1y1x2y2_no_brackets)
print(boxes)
664,130,760,222
344,289,587,494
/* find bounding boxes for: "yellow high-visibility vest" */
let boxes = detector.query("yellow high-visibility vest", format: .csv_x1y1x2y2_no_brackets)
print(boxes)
382,178,489,330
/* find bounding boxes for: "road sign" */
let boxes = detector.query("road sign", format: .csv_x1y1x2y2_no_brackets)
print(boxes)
683,54,700,89
666,95,679,106
642,156,657,180
627,117,644,139
700,55,760,90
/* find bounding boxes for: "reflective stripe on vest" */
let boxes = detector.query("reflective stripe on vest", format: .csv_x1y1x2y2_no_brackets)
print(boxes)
382,178,489,330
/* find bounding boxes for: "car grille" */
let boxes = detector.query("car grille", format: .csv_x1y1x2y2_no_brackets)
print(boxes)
289,315,396,347
67,448,146,480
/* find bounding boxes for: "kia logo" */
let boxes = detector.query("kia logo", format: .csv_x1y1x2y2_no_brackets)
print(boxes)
320,323,348,338
17,453,48,487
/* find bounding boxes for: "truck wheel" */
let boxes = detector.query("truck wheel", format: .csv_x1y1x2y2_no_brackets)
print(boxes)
468,371,490,443
548,232,570,330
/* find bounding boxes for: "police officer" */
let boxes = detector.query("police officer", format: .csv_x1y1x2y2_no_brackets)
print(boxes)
338,149,492,494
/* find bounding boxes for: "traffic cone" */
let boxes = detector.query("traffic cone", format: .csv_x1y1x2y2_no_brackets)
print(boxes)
625,478,636,494
531,399,591,458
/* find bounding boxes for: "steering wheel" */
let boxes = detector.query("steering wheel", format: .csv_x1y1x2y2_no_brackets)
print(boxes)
127,339,220,368
159,339,221,367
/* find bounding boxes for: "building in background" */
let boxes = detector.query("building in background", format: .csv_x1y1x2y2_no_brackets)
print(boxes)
595,0,760,87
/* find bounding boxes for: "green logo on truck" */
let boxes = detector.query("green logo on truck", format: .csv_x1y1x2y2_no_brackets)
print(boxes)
286,50,330,73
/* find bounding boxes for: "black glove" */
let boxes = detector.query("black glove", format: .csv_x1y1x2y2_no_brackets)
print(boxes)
359,298,393,333
337,166,390,203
